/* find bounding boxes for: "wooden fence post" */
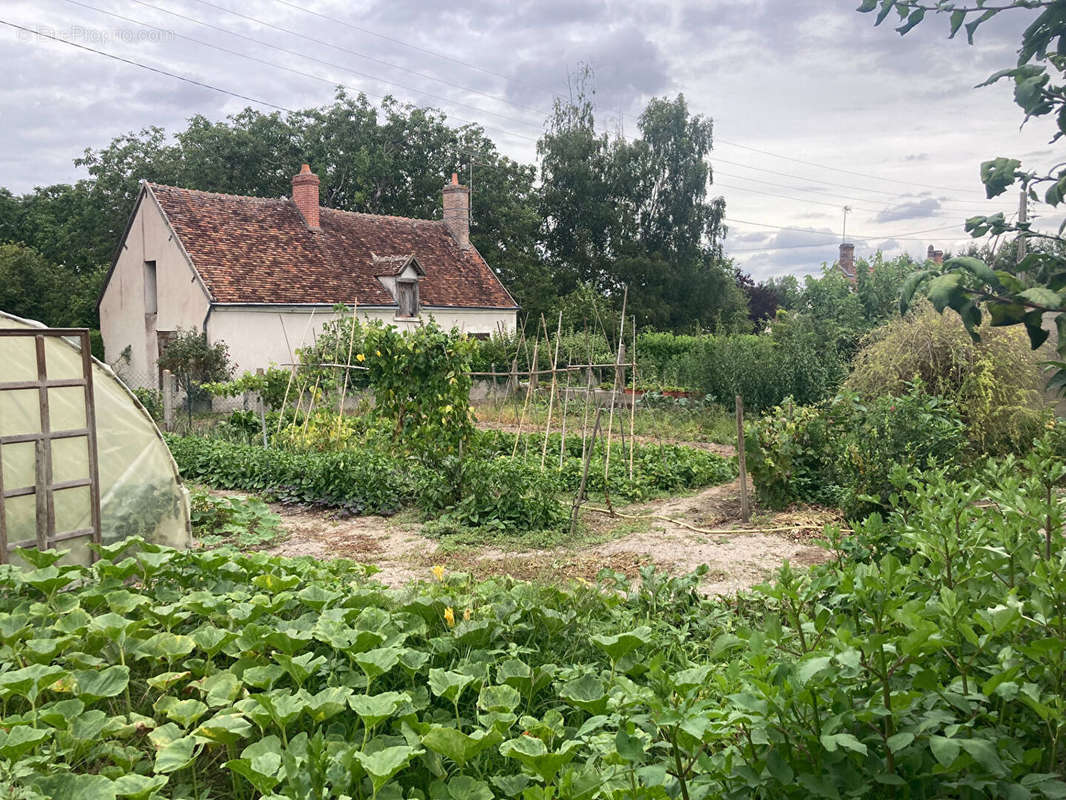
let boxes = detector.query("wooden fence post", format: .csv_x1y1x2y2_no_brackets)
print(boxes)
161,369,174,432
736,395,750,523
256,367,268,447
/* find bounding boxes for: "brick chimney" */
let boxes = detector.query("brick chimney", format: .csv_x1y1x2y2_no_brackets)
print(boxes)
442,173,470,249
839,242,856,286
927,244,944,265
292,164,320,230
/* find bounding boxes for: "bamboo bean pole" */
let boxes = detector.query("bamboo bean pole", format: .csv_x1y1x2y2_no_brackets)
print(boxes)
602,286,628,514
335,301,359,436
510,320,542,458
580,324,593,465
629,316,637,481
275,308,316,436
540,311,563,468
559,345,572,470
570,406,603,536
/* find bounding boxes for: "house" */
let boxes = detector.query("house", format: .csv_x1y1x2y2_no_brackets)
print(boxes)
98,166,518,386
836,241,943,286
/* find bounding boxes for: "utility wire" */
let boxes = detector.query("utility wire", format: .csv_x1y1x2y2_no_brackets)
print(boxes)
63,0,539,141
714,158,994,209
118,0,542,136
181,0,549,120
723,217,967,244
269,0,518,84
1,17,295,111
714,180,887,214
716,138,977,196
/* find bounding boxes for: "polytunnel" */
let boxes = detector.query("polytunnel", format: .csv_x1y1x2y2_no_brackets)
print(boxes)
0,311,191,564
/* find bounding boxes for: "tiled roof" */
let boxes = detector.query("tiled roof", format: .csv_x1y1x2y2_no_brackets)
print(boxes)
147,183,517,308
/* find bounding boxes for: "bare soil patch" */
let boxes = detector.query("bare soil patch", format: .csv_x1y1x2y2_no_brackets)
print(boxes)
257,478,834,594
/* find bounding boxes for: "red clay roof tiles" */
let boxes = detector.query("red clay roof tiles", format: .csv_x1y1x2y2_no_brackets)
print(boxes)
147,183,517,309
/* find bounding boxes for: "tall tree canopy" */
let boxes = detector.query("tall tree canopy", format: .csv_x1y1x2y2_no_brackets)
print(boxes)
0,88,744,332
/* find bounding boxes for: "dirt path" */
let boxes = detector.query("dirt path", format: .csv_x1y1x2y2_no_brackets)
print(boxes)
266,479,834,595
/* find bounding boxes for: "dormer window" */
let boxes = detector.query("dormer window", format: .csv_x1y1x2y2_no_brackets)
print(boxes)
372,252,424,319
397,279,419,317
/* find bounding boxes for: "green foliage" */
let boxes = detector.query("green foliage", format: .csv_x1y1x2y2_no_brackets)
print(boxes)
5,440,1066,798
636,325,846,411
202,366,293,411
847,301,1049,453
362,321,476,461
747,387,967,517
0,242,104,329
131,387,163,422
861,1,1066,392
166,435,412,517
188,488,284,550
156,329,233,403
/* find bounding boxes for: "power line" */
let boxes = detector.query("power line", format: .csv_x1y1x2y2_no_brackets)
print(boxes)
269,0,517,84
714,179,887,214
713,156,993,209
118,0,542,137
181,0,550,121
716,138,977,196
63,0,539,142
1,17,295,111
723,217,967,245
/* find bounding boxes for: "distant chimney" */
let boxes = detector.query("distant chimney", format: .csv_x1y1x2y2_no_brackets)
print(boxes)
839,242,856,287
442,172,470,249
933,249,944,265
927,244,935,261
292,164,320,230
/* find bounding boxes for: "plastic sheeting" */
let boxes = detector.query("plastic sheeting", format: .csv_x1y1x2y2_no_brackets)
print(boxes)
1,312,190,562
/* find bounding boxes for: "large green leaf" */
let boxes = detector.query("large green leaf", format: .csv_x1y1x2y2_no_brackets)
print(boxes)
429,668,475,702
154,735,197,774
499,736,581,783
930,735,961,767
111,774,168,800
34,774,116,800
196,711,255,745
73,665,130,703
422,725,499,766
227,735,284,795
590,626,652,662
478,684,521,714
349,691,408,728
304,686,353,723
558,674,607,714
353,745,423,793
0,725,51,759
355,647,402,681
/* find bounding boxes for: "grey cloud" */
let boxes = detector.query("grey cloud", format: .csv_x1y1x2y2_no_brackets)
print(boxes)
875,197,942,223
904,153,929,161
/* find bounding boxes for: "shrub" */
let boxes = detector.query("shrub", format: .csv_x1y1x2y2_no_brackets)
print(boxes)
747,386,968,517
846,301,1048,453
131,386,163,421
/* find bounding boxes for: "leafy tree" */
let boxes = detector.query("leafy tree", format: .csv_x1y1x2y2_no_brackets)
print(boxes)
0,243,104,328
861,1,1066,391
157,328,233,418
735,268,781,330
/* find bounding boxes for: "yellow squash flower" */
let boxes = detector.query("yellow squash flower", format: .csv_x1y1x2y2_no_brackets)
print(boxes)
431,565,445,582
375,350,382,356
356,353,365,362
443,607,455,628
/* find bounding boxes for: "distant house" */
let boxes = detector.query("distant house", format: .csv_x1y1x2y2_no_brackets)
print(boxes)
836,242,943,286
98,165,518,386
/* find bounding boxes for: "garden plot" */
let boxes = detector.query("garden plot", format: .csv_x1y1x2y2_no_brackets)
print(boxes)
265,478,835,594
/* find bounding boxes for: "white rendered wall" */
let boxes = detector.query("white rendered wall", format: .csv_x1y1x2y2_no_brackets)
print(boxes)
99,190,211,388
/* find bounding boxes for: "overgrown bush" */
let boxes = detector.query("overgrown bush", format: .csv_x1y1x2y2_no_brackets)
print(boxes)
131,386,163,421
747,386,968,517
846,301,1048,453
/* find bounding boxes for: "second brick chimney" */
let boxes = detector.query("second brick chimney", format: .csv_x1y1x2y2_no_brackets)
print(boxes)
442,173,471,249
292,164,320,230
839,242,856,286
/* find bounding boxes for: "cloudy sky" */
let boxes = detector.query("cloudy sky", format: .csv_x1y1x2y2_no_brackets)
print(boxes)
0,0,1059,280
